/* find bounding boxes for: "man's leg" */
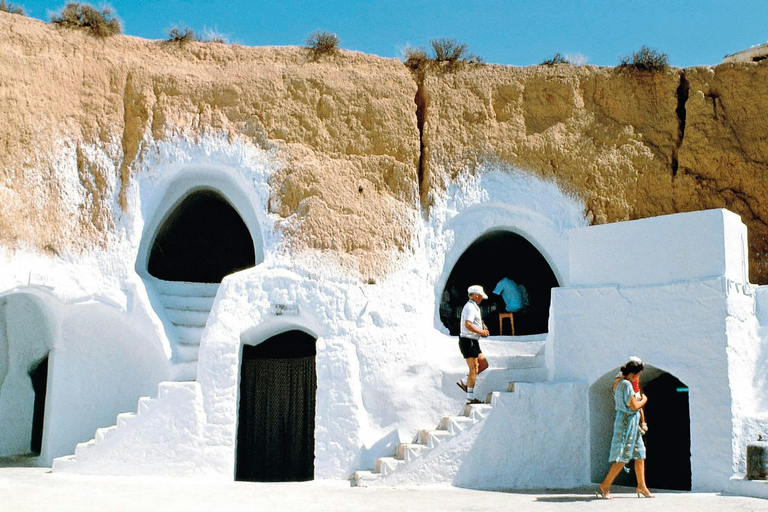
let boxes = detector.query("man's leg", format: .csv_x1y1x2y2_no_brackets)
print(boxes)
465,357,479,402
465,357,478,388
477,352,489,374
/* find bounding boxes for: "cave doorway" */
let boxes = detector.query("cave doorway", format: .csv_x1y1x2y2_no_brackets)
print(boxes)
643,373,691,491
440,230,559,335
28,355,48,455
147,189,256,283
236,330,317,482
589,368,691,491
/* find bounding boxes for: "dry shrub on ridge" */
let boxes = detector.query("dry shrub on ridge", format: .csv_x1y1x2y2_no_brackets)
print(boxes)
0,0,26,15
305,30,340,59
50,2,121,38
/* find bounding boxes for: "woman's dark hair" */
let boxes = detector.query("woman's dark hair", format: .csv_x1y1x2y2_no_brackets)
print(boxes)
620,360,644,375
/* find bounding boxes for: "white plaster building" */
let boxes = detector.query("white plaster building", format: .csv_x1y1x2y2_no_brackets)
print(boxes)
1,146,767,497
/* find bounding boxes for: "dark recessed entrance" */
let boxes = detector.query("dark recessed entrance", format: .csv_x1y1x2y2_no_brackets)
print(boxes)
590,370,691,491
643,373,691,491
440,230,559,335
236,330,317,482
147,189,255,283
28,355,48,455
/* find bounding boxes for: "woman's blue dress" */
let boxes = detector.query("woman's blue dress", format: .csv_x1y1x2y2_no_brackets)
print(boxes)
608,379,646,463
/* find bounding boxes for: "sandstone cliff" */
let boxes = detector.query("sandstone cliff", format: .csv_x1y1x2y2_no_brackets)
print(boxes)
2,12,768,282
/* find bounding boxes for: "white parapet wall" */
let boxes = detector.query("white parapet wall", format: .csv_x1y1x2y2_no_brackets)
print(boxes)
568,208,748,287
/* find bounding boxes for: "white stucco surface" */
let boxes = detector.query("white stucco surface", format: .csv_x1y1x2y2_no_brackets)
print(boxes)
569,209,749,287
1,131,766,497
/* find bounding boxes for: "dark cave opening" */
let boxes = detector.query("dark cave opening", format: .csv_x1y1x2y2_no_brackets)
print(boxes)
148,189,256,283
440,230,559,336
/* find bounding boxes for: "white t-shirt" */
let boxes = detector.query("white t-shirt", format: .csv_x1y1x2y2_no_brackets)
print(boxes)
460,300,483,339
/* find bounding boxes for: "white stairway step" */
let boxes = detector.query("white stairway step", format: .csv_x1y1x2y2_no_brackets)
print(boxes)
463,403,493,421
438,416,476,435
175,325,204,345
353,471,380,487
51,456,77,472
74,440,96,460
169,361,198,382
417,429,453,448
153,280,220,298
396,443,430,463
174,343,200,363
375,457,405,476
138,397,158,415
165,308,210,327
116,412,137,428
158,295,216,311
95,426,117,443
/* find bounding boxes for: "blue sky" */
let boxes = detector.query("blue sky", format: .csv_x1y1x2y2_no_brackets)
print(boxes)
15,0,768,67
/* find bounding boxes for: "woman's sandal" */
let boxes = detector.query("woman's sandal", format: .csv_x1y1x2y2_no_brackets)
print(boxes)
636,488,655,498
595,488,612,499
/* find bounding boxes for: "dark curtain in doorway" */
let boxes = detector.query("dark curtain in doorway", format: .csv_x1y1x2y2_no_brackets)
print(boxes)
236,332,316,482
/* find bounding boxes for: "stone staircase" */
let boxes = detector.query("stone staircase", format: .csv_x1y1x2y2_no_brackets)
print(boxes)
354,336,547,486
151,279,220,381
354,384,512,486
52,381,205,475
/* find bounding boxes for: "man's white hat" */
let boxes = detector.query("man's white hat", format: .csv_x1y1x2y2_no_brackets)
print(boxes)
467,285,488,299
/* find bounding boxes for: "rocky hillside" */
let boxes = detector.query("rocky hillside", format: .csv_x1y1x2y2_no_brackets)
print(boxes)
2,12,767,282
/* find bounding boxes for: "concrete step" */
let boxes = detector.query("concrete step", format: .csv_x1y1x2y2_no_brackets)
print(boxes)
437,416,476,435
116,412,137,428
174,343,200,363
73,440,96,460
463,403,492,421
170,361,198,381
153,280,220,297
375,457,404,476
165,308,210,327
51,455,77,472
95,426,117,443
417,429,453,449
175,325,205,345
159,294,216,311
395,443,431,463
353,470,380,487
138,397,158,415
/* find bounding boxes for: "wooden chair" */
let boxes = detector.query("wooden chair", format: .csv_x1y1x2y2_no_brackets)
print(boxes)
499,312,515,335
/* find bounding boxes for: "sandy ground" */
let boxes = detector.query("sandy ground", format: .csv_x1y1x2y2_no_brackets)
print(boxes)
1,467,767,512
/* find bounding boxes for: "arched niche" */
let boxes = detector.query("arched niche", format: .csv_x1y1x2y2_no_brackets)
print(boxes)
236,329,317,482
147,189,255,283
439,230,559,336
589,366,691,491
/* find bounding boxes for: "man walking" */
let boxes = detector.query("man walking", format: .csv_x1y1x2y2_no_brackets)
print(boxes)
457,285,490,404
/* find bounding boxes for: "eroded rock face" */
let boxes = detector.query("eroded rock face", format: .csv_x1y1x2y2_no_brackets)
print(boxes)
2,12,768,282
418,63,768,283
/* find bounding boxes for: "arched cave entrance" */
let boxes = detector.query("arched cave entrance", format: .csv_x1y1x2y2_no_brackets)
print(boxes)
590,368,691,491
147,189,256,283
28,355,49,455
236,330,317,482
0,294,54,461
440,230,559,336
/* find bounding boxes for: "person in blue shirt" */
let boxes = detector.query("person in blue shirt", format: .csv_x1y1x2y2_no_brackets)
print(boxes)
493,277,527,313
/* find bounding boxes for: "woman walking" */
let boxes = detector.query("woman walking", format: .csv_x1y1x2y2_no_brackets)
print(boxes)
596,358,655,499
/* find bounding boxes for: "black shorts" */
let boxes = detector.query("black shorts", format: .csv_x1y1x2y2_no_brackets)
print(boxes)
458,337,482,359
